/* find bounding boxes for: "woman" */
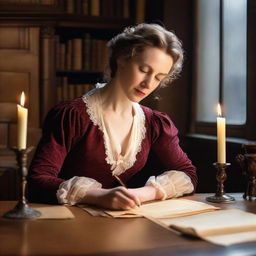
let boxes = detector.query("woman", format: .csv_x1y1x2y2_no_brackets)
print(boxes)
28,23,197,209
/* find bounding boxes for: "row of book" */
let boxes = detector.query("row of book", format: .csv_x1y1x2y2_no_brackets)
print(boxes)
57,77,95,102
55,33,109,72
1,0,55,4
66,0,130,18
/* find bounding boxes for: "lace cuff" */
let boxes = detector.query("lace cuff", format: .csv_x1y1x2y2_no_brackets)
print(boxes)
145,170,194,200
56,176,102,205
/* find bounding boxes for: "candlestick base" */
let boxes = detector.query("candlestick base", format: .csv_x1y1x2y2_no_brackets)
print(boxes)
3,147,41,219
206,194,235,203
206,162,236,203
3,202,41,219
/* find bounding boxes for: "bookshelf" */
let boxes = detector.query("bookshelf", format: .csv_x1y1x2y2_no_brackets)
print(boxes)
0,0,143,200
49,0,139,103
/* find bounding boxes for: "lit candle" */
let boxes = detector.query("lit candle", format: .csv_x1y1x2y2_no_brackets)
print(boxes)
17,92,28,150
217,103,226,163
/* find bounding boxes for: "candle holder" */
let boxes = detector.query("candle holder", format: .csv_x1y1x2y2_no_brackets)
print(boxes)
206,162,235,203
3,146,41,219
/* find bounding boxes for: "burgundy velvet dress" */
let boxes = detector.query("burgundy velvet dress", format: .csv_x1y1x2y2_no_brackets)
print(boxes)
28,96,197,204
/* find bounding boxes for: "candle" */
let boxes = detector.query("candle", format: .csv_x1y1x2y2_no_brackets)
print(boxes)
17,92,28,150
217,103,226,163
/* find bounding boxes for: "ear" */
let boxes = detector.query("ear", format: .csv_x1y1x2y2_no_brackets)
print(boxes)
117,56,128,68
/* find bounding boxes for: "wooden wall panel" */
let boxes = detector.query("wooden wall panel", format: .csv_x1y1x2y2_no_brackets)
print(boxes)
0,26,41,199
0,27,40,130
0,71,29,103
0,27,29,49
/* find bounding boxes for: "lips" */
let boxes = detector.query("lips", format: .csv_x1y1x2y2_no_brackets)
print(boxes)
135,88,146,97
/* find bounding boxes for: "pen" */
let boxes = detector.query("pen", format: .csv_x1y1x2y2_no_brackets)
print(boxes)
114,175,127,188
114,175,141,207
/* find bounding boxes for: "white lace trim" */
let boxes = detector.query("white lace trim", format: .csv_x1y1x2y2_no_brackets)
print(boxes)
56,176,102,205
146,170,194,200
82,86,146,176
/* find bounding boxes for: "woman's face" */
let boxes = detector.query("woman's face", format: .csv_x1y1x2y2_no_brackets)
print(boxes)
116,46,174,102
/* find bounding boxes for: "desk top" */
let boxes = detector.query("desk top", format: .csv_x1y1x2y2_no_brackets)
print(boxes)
0,193,256,256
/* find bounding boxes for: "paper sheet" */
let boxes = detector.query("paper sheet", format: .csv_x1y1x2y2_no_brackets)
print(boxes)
159,209,256,246
80,198,219,218
34,206,75,219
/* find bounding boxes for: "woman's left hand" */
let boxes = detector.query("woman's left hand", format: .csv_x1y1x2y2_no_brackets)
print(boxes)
128,185,163,203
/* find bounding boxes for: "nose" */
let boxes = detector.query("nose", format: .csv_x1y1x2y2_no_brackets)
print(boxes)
141,75,154,89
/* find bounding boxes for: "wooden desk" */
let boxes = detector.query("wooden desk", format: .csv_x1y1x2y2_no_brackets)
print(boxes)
0,193,256,256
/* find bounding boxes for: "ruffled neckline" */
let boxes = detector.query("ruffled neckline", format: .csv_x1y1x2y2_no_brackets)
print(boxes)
82,87,146,176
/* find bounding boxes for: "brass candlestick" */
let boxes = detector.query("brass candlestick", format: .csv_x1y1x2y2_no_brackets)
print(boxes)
4,146,41,219
206,162,235,203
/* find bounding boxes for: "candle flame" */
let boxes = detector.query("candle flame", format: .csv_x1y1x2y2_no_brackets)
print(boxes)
217,103,222,117
20,91,25,107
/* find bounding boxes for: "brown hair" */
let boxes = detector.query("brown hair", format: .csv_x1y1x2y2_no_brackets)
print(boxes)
106,23,184,86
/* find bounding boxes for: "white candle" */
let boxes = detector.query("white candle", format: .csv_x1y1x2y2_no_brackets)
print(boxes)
17,92,28,150
217,103,226,163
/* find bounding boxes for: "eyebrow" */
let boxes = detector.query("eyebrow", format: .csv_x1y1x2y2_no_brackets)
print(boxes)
141,63,169,76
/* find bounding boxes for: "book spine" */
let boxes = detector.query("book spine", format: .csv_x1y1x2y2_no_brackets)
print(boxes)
62,76,69,101
135,0,145,24
59,43,66,70
83,33,91,70
66,0,75,14
123,0,130,19
72,38,83,70
54,35,60,70
90,0,100,16
82,0,90,15
68,83,75,100
56,76,63,102
66,39,72,70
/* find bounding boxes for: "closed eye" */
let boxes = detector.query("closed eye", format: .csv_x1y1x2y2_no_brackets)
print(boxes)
139,67,149,73
155,75,166,82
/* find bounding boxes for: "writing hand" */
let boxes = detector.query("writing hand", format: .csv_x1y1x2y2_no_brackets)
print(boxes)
80,187,141,210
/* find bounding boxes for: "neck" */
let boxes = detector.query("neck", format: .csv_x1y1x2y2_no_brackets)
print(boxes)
99,80,133,115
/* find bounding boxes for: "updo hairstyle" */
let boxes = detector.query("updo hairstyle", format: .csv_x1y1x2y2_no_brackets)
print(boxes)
106,23,184,86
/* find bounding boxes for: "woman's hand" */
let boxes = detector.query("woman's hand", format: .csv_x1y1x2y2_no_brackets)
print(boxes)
128,185,164,203
80,187,141,210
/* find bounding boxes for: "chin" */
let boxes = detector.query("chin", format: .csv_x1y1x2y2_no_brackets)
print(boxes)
129,95,144,103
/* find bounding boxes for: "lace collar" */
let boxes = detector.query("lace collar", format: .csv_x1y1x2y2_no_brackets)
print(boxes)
82,87,146,176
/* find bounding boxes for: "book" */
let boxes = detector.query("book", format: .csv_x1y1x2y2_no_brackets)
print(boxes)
105,199,219,218
80,198,219,219
159,209,256,246
123,0,130,18
59,43,66,70
66,0,75,14
72,38,83,70
82,0,90,15
91,0,100,16
66,39,72,70
83,33,91,71
135,0,145,24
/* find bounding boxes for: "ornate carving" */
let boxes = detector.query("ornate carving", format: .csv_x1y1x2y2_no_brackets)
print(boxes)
206,163,235,203
237,145,256,201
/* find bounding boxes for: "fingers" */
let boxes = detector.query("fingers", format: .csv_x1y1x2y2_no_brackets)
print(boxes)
66,182,141,209
118,187,141,207
110,187,141,210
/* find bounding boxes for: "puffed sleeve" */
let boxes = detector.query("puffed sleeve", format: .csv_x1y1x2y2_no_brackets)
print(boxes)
146,110,197,198
57,176,102,205
28,99,88,204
